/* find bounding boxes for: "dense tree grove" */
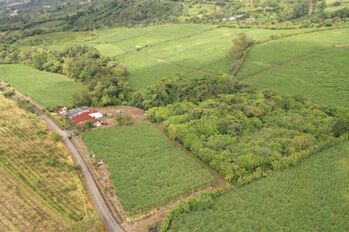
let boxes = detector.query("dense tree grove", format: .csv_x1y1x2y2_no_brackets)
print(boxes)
131,75,243,109
148,85,343,185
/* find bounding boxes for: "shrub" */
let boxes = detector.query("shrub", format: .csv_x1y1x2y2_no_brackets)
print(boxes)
115,114,134,126
51,132,61,142
332,118,349,137
3,90,15,98
16,99,35,113
47,156,59,167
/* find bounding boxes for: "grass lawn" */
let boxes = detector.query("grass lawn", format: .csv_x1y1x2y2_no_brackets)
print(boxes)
82,122,214,215
167,141,349,232
0,64,84,108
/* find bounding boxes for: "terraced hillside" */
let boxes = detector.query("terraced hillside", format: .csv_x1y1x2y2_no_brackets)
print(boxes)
0,94,100,230
166,141,349,232
0,64,84,108
17,24,310,89
238,28,349,107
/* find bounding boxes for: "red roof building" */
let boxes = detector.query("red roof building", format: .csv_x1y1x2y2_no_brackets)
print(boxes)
70,111,101,127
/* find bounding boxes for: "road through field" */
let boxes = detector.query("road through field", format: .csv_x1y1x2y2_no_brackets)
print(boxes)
38,111,125,232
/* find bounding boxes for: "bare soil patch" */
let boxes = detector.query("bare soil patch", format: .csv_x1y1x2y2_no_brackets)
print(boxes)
91,106,147,127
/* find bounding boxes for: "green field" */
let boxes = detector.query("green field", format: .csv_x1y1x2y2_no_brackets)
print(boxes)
82,122,214,215
238,28,349,107
18,24,310,89
167,141,349,232
0,64,84,108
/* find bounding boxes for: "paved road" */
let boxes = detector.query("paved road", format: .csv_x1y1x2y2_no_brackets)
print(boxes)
38,112,124,232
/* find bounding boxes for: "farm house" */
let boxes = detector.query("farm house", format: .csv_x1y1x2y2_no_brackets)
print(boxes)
62,107,103,127
70,111,102,127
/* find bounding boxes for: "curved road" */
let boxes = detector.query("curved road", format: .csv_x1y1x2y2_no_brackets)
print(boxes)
38,111,124,232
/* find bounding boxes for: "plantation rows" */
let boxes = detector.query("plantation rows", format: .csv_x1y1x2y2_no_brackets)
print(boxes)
82,122,213,215
166,141,349,232
0,166,67,232
0,95,88,222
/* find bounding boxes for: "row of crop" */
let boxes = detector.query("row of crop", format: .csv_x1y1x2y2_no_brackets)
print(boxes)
0,143,85,221
0,110,86,221
0,172,60,231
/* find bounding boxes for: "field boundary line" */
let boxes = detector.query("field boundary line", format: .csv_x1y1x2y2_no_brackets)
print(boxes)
113,26,219,58
238,46,335,81
137,50,221,76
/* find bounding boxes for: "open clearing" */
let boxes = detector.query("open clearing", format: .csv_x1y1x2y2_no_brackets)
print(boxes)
0,64,84,108
82,122,214,215
17,24,311,89
238,28,349,107
0,94,100,229
167,141,349,232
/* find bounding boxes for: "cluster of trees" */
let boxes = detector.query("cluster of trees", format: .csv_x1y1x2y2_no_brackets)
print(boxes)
0,44,19,63
276,0,327,21
0,45,130,107
147,83,343,185
132,75,242,110
230,33,254,75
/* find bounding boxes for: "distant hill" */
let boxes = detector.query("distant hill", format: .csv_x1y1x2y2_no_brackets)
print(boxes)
0,0,348,34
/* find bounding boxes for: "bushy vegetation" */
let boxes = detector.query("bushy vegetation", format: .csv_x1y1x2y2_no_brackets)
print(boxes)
82,122,213,215
132,75,240,109
164,141,349,232
148,82,341,185
230,33,254,74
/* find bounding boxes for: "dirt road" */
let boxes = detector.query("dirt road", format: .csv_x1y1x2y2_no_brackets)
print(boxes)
38,111,125,232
